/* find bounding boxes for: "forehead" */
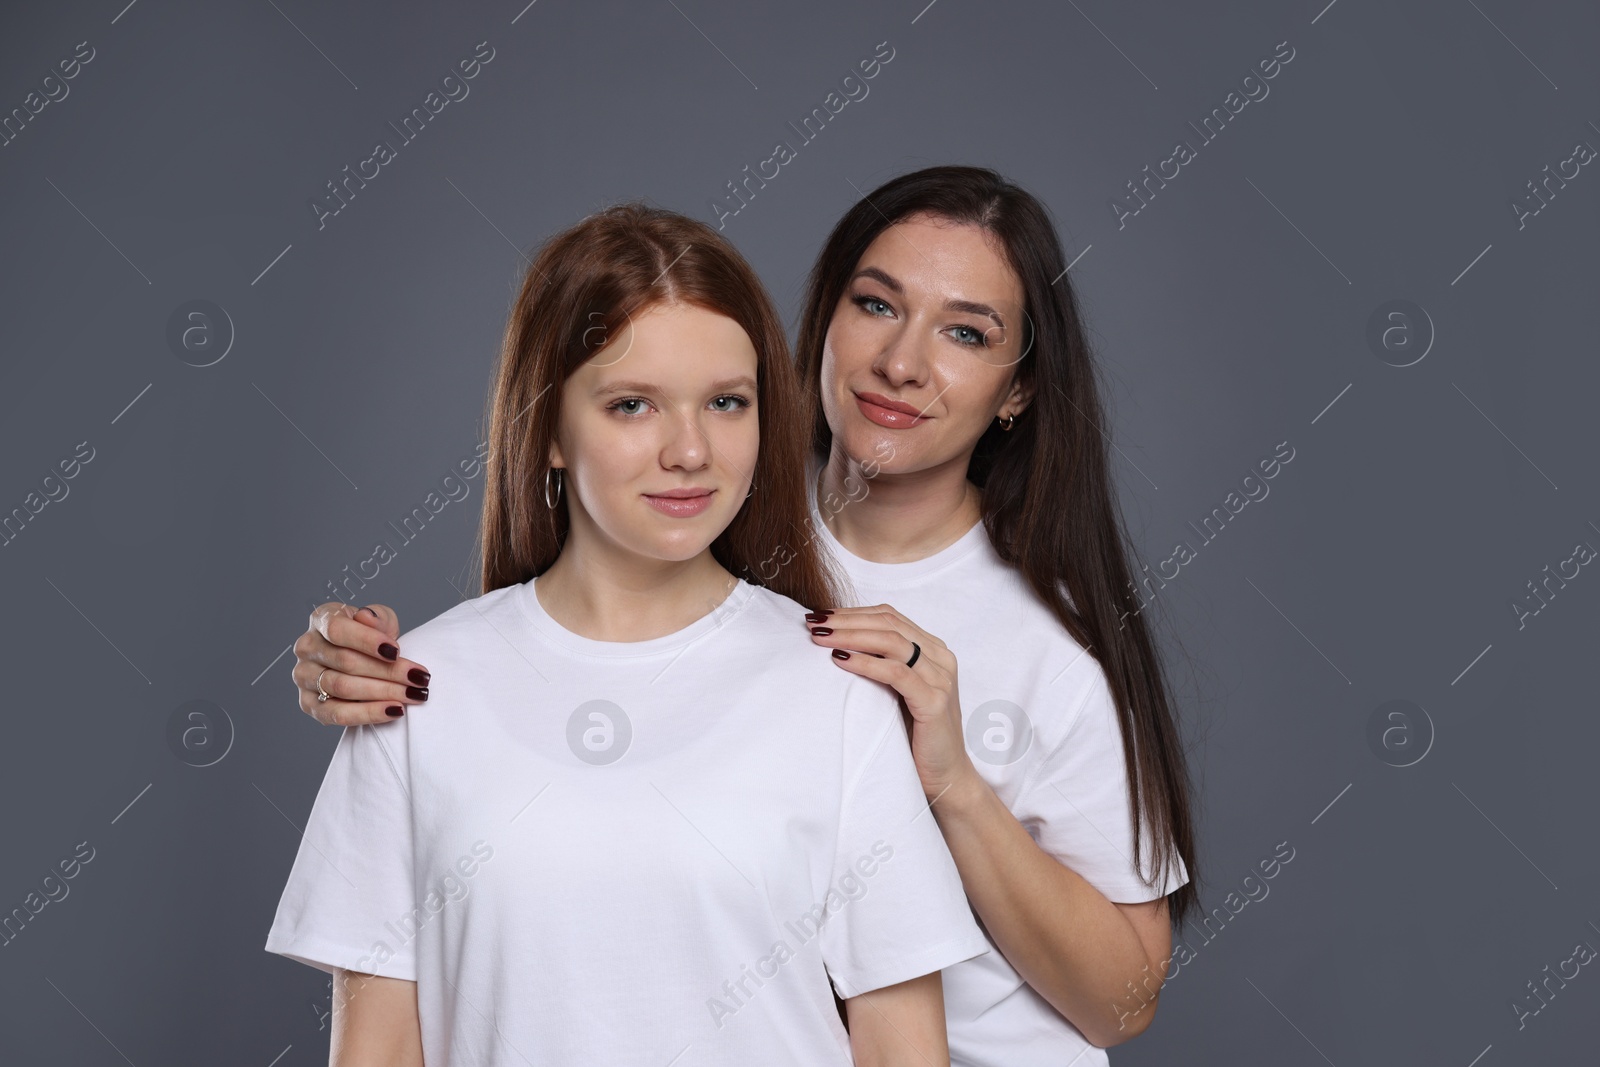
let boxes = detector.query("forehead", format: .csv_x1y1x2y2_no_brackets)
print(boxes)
577,301,757,382
854,216,1024,308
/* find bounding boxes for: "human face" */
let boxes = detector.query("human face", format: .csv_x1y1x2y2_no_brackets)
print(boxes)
819,213,1032,474
549,301,759,565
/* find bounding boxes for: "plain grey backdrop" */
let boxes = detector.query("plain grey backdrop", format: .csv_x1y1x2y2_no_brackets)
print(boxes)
2,0,1596,1063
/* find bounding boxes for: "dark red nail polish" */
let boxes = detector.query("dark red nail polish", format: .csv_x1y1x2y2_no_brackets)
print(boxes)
379,643,399,661
805,612,827,624
409,668,431,686
811,627,832,636
406,686,429,701
386,706,404,717
831,649,850,660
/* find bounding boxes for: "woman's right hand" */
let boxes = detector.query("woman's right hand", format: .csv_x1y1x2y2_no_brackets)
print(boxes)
291,602,429,725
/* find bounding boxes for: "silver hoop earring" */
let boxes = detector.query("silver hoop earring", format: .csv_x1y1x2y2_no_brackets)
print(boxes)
998,413,1016,431
544,467,563,508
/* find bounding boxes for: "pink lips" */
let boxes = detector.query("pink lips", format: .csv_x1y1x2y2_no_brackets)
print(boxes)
854,391,928,428
644,488,714,517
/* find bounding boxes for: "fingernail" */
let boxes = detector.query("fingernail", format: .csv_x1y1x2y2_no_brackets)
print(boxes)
810,627,833,636
363,608,382,619
804,612,828,624
820,608,834,616
408,668,431,686
831,649,850,660
406,686,429,702
379,643,399,661
386,706,404,717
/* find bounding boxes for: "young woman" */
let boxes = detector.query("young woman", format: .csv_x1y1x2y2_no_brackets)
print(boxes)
287,166,1201,1065
264,204,993,1066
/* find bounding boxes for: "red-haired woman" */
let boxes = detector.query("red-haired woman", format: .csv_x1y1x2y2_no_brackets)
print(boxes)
266,203,988,1066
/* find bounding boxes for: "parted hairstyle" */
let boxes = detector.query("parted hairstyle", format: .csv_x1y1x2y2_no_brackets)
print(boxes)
795,165,1200,928
478,202,844,613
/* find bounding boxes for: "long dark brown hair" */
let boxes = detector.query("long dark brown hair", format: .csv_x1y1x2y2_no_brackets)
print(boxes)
478,202,843,613
795,166,1200,927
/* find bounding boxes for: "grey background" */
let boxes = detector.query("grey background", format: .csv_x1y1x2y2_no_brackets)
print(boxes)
2,0,1595,1063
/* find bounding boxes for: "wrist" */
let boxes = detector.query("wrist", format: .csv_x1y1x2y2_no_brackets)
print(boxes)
930,764,991,823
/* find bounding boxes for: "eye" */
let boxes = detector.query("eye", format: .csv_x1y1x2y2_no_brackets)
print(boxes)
607,397,651,418
710,394,752,412
852,293,893,317
948,324,989,348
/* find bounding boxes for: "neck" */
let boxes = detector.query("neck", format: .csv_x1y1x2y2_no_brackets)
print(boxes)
815,444,982,565
534,538,736,642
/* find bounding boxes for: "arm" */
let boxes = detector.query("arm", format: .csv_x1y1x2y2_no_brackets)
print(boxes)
292,602,431,725
932,773,1171,1046
808,605,1175,1048
330,970,424,1067
843,971,950,1067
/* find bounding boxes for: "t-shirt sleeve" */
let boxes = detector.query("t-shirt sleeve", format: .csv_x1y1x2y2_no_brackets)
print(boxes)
819,678,991,999
264,719,418,981
1014,667,1190,903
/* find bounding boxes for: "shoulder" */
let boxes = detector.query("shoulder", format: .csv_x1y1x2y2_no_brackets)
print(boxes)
1018,651,1122,799
958,548,1105,715
740,583,837,661
393,582,523,661
742,582,901,713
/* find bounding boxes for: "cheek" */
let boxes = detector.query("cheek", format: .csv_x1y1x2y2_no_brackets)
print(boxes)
937,365,1011,435
715,414,760,470
566,423,633,496
816,335,848,420
823,314,880,379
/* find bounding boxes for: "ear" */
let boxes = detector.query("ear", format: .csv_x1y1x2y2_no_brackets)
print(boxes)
1005,373,1035,418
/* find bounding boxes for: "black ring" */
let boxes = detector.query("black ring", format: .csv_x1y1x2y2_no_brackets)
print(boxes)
906,640,921,668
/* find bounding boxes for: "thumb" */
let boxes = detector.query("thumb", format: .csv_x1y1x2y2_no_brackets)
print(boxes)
353,603,401,641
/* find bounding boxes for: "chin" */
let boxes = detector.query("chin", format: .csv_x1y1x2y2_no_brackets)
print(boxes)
835,425,911,472
647,527,724,562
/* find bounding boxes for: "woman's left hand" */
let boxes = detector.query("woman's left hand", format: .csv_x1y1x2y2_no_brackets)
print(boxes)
804,603,979,803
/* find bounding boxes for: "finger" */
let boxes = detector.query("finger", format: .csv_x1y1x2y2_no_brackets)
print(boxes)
310,600,355,640
810,621,949,688
807,603,943,648
306,604,430,684
807,618,951,674
300,692,410,727
353,603,401,642
293,654,425,707
311,601,400,659
822,641,948,712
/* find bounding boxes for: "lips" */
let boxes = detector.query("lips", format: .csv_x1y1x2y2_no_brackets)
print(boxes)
855,391,923,416
643,488,715,517
854,391,929,429
646,488,713,499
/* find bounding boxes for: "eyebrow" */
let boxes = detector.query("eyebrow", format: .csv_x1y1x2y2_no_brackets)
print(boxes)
850,267,1006,327
591,375,758,398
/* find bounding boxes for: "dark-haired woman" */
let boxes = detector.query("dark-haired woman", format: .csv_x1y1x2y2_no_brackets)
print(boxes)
286,167,1199,1066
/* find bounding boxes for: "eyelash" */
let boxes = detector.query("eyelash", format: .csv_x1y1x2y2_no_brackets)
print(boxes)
606,394,753,418
850,293,989,348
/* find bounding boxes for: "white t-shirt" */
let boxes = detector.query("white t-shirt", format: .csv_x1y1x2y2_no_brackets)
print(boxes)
265,574,991,1065
806,461,1191,1067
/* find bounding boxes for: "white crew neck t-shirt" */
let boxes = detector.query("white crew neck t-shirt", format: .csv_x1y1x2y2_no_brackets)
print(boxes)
806,458,1190,1067
265,575,991,1065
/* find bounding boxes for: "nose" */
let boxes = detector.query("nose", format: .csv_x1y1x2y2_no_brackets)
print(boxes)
871,318,931,389
660,403,712,471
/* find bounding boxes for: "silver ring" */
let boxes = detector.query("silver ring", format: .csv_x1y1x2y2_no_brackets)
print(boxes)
906,641,921,668
315,667,332,703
